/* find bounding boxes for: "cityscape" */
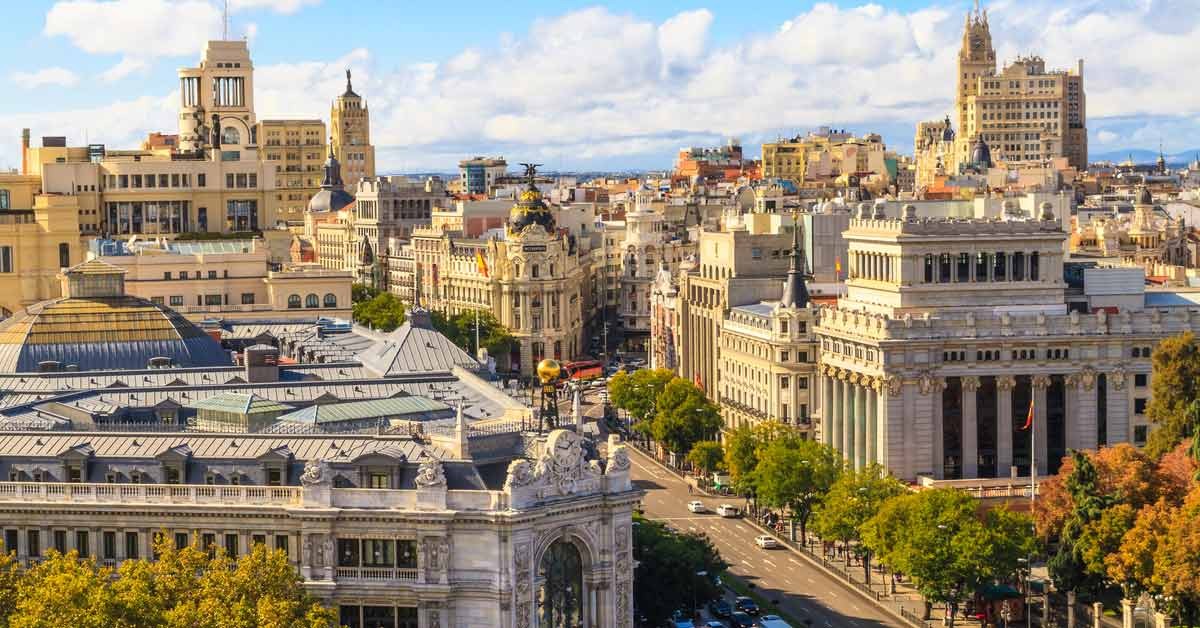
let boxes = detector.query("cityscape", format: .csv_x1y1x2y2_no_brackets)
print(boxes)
0,1,1197,627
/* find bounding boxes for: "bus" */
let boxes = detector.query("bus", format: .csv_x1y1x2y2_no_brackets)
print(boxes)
563,360,603,381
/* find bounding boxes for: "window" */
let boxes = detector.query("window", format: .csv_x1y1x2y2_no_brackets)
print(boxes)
0,190,8,210
781,351,790,362
125,532,138,559
163,272,172,280
54,530,66,554
923,254,934,282
1029,251,1039,280
957,253,970,281
1134,425,1148,445
975,252,990,280
174,533,188,550
252,534,266,548
59,243,70,268
27,531,39,558
224,534,238,557
165,466,181,484
1134,373,1148,388
204,294,222,306
208,270,217,279
288,294,301,309
751,247,762,260
241,293,255,305
75,531,89,558
169,295,184,306
222,126,241,145
274,535,289,556
532,264,540,279
323,293,337,308
67,465,81,483
267,468,282,486
4,530,17,555
939,254,952,283
197,173,206,188
993,252,1007,281
0,246,12,273
102,531,116,560
798,377,809,389
780,377,789,390
1134,398,1148,415
798,351,809,363
305,294,319,308
337,539,361,567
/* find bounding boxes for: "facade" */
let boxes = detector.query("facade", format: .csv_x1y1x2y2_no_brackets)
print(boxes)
811,201,1182,483
761,129,890,188
350,176,448,287
258,119,327,227
674,140,745,182
458,157,507,196
97,238,352,321
329,71,375,188
1070,188,1190,268
954,6,1087,169
617,188,694,352
0,173,81,316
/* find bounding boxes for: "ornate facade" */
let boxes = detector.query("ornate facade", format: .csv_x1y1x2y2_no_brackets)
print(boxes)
330,71,376,188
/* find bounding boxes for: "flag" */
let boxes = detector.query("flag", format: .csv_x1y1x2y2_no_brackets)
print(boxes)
835,257,842,275
1021,399,1034,430
475,250,489,277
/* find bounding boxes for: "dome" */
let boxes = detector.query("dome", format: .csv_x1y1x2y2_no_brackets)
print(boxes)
536,358,562,383
508,163,556,233
308,147,354,213
0,260,230,373
970,137,993,168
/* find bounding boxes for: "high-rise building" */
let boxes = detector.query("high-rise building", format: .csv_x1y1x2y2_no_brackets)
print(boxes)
258,119,327,227
458,157,508,196
952,5,1087,169
330,71,375,188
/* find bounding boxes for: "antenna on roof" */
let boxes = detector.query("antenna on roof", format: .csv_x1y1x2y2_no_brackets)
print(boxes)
222,0,230,41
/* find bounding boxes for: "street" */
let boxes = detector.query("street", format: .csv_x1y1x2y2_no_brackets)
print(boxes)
627,445,903,628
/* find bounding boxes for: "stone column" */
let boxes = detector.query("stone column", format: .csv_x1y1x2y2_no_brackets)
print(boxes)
854,383,867,470
962,376,980,479
830,373,844,455
1032,375,1050,476
865,381,878,467
1075,369,1099,450
841,373,853,463
1106,369,1131,446
997,376,1015,476
929,376,945,480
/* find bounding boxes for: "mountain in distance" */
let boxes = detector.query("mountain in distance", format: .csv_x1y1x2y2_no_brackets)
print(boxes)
1091,148,1200,165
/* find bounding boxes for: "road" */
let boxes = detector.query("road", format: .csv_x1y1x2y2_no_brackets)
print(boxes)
627,445,902,628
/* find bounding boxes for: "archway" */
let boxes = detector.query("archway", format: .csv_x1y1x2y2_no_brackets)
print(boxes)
537,539,584,628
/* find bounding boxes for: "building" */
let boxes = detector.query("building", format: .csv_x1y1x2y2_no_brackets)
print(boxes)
761,128,891,190
1069,188,1191,269
96,237,352,321
0,172,81,316
258,119,327,227
329,71,375,188
674,139,745,183
458,157,508,196
953,5,1087,169
349,176,448,288
616,188,695,353
391,167,595,375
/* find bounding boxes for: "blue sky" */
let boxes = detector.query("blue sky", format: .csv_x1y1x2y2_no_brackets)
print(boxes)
1,0,1198,172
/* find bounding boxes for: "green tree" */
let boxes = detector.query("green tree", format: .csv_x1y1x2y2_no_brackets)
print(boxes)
351,292,407,332
1048,451,1114,602
632,513,728,624
432,309,516,357
811,464,906,580
351,283,380,304
1146,332,1200,457
607,368,675,425
650,379,721,455
686,441,724,478
722,425,759,492
753,437,841,545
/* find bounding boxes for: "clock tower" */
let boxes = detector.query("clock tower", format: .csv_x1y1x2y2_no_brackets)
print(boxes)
956,3,995,159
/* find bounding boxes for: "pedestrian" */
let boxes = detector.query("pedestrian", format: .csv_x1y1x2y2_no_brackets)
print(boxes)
687,484,693,495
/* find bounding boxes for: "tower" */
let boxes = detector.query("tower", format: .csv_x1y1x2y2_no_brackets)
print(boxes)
177,40,257,153
331,69,376,187
956,3,995,135
779,212,810,309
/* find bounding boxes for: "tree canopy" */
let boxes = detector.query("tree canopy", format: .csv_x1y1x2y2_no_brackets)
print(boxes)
632,513,728,624
753,436,841,543
607,368,675,425
649,379,722,455
1145,332,1200,457
685,441,724,477
432,309,515,357
351,292,407,332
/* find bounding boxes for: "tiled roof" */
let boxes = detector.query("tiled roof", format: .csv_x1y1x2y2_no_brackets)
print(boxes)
276,396,452,425
358,319,480,376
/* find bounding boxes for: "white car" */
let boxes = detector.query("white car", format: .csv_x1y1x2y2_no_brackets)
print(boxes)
716,504,741,518
755,535,778,549
686,500,706,513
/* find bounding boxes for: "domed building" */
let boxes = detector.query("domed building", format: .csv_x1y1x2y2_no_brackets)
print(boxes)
507,164,556,235
307,146,355,214
0,259,231,372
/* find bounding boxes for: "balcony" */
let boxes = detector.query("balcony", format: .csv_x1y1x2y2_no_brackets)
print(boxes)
0,481,303,506
334,567,418,581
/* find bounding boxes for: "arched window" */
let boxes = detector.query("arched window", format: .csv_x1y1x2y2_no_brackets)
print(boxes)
221,126,241,145
538,540,584,628
304,294,319,308
323,293,337,308
287,294,301,309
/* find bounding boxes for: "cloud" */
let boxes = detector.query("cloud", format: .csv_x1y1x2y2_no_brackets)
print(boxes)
45,0,220,58
229,0,320,13
10,67,80,89
99,57,150,82
1096,130,1119,145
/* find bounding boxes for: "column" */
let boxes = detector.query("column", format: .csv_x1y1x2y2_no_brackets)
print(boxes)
1106,370,1131,445
1032,375,1050,476
865,382,878,467
932,378,945,480
831,375,844,455
822,371,835,447
841,374,853,463
1075,371,1098,450
997,376,1015,477
854,383,867,470
962,376,979,479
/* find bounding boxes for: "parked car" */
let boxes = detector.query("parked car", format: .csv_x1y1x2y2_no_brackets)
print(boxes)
687,500,707,513
703,622,725,628
754,535,778,549
669,610,695,628
734,596,760,616
717,504,741,518
728,611,756,627
757,615,793,628
707,598,732,618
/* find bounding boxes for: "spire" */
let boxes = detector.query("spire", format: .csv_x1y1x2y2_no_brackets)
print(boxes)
321,136,343,188
780,211,810,309
342,68,359,98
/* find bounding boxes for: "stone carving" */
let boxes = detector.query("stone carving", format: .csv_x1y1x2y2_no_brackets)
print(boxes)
1032,374,1052,390
884,375,902,396
1065,373,1080,389
997,375,1016,392
299,459,329,486
536,430,588,494
1110,369,1128,391
962,376,981,392
917,371,939,395
322,537,333,567
1079,366,1097,391
424,536,451,577
606,444,631,473
514,542,532,628
428,609,441,628
504,459,535,490
415,457,447,489
1036,311,1047,328
307,534,329,568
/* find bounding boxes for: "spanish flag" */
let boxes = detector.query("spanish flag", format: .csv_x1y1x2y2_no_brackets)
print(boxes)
1021,399,1034,431
475,250,489,277
835,257,842,275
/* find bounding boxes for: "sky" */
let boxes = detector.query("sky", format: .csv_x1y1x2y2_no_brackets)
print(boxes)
1,0,1198,173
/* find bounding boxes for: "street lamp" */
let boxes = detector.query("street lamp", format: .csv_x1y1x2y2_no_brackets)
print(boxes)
693,570,708,620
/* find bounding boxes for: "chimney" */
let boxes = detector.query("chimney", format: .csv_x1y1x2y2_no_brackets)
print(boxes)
244,344,281,383
20,128,29,175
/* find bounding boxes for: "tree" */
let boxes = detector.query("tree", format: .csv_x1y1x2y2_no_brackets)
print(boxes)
351,283,380,304
686,441,724,478
1146,332,1200,457
9,551,116,628
722,425,759,492
862,489,1035,627
811,464,907,580
351,292,407,332
632,513,728,624
650,379,721,455
1154,486,1200,627
607,368,675,425
753,437,841,545
1106,499,1171,598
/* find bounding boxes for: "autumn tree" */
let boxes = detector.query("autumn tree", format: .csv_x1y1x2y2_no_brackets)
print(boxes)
1105,498,1174,599
1154,487,1200,626
1146,332,1200,457
753,437,841,545
811,464,906,580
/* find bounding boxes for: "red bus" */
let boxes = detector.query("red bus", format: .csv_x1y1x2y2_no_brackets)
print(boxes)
563,360,603,381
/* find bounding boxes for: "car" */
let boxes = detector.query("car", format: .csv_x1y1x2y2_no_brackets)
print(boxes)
754,535,778,549
728,611,756,627
687,500,707,513
707,598,732,618
757,615,793,628
734,596,760,616
716,504,741,518
703,622,726,628
669,609,695,628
